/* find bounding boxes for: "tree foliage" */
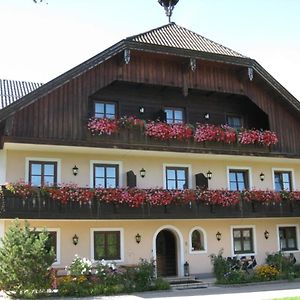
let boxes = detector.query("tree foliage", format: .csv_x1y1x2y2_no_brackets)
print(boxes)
0,219,55,298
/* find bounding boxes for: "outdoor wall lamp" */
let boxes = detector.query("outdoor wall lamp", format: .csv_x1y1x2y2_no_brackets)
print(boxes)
72,165,79,176
135,233,141,244
260,172,265,181
72,234,79,245
206,170,212,180
216,231,222,241
140,168,146,178
264,230,270,240
139,106,145,114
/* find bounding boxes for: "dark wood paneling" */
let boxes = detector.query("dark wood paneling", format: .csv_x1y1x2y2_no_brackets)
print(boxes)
8,51,300,155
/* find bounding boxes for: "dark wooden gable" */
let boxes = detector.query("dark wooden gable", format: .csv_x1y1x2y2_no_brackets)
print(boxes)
2,46,300,156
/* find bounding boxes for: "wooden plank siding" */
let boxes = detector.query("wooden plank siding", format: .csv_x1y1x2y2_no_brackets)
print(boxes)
7,51,300,155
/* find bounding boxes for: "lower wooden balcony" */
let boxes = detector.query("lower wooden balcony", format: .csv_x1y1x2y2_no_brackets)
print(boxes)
1,196,299,220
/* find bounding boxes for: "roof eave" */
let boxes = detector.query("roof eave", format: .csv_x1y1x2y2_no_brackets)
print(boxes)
0,40,127,123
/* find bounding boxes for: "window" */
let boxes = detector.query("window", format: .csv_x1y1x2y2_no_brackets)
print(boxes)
94,101,116,119
29,161,57,186
33,229,60,264
93,164,119,188
166,167,188,189
190,227,206,253
227,115,243,130
92,230,122,261
233,227,254,254
274,171,292,191
278,226,298,251
164,107,184,124
229,169,249,191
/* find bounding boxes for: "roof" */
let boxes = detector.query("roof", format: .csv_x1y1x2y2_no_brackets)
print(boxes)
0,79,42,109
126,23,245,58
0,23,299,122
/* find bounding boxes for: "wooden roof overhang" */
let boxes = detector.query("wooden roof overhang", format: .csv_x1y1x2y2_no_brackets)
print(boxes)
0,38,299,126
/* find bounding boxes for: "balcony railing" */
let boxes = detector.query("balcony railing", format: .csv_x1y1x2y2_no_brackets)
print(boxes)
1,187,299,220
86,118,279,155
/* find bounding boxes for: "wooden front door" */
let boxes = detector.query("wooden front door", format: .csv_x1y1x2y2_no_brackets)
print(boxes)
156,229,177,277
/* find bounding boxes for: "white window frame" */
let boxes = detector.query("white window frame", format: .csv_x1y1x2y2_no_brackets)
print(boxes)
227,166,252,191
230,225,256,257
32,227,61,265
276,224,300,253
163,163,192,189
90,160,123,188
189,226,207,254
90,228,124,263
25,157,61,185
272,168,295,191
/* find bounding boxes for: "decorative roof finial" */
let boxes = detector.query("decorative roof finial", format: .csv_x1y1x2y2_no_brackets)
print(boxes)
158,0,179,23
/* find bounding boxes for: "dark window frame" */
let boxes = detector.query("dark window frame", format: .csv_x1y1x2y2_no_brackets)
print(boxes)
33,230,58,262
93,164,119,188
29,161,57,186
226,114,243,130
164,107,185,124
93,231,121,261
279,226,298,251
191,229,205,251
274,171,293,191
165,166,188,190
229,169,249,191
94,101,117,119
233,227,254,255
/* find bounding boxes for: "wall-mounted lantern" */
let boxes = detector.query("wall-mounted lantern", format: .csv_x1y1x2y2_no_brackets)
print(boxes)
206,171,212,180
260,172,265,181
140,168,146,178
72,234,79,245
264,230,270,240
216,231,222,241
135,233,141,244
72,165,79,176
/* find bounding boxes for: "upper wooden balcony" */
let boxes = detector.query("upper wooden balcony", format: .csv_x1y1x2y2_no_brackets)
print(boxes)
86,118,280,156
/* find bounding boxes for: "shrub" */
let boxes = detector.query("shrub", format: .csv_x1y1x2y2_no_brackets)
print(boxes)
224,270,248,284
266,252,294,278
0,219,55,298
209,249,230,281
254,265,279,281
67,255,93,276
133,258,155,291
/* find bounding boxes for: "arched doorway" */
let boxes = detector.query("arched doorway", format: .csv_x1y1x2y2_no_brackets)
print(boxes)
156,229,177,277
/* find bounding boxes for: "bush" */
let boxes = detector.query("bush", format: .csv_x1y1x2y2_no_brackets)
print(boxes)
57,256,169,297
0,219,55,298
254,265,279,281
266,252,294,279
209,249,230,281
133,258,155,291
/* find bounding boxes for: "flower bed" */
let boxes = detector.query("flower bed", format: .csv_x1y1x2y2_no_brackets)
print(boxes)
5,182,300,209
87,116,279,147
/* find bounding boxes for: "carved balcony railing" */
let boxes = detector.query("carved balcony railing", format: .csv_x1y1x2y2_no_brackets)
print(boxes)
86,118,279,155
1,187,299,220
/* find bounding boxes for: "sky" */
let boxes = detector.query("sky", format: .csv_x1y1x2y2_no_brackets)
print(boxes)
0,0,300,100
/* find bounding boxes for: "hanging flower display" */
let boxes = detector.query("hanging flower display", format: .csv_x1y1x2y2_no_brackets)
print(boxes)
5,181,34,200
194,124,237,144
49,184,94,204
198,189,240,207
242,189,281,205
87,118,119,135
238,129,278,146
145,122,193,141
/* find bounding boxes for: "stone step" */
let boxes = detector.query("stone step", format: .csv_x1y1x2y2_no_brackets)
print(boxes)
168,278,208,290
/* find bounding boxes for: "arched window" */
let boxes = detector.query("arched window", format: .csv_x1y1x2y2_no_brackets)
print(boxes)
189,227,206,253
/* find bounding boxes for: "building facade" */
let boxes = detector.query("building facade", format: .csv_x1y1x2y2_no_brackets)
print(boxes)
0,23,300,277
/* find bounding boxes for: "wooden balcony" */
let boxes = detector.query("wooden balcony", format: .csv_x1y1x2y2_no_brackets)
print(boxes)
86,128,278,156
1,195,299,220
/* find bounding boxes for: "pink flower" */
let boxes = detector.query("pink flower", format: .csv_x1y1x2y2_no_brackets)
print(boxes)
87,118,118,135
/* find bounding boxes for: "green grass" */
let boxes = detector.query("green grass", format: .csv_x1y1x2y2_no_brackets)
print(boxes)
272,297,300,300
